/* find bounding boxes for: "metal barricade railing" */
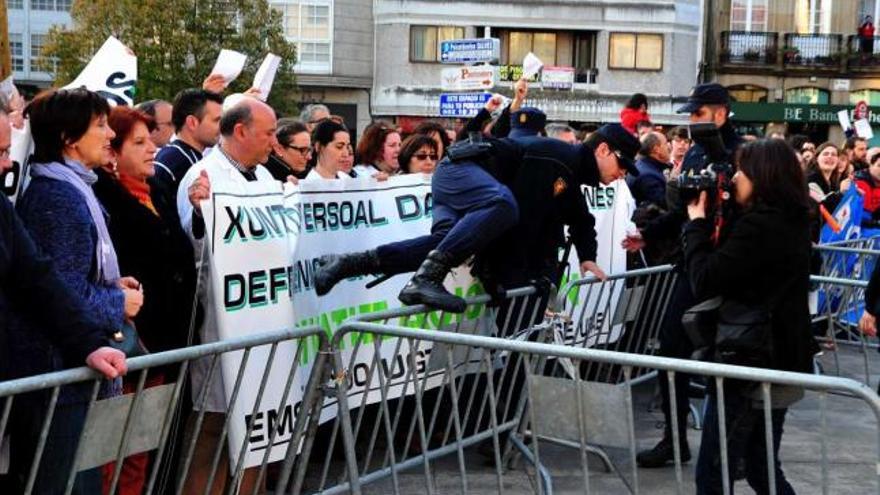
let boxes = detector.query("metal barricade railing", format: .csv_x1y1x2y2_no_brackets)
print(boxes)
0,325,328,495
328,321,880,495
815,237,880,280
554,265,678,383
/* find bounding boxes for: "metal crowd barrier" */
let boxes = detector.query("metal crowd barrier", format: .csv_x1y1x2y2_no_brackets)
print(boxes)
0,326,329,495
329,321,880,495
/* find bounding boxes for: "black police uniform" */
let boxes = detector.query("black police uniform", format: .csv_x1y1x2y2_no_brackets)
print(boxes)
637,84,744,468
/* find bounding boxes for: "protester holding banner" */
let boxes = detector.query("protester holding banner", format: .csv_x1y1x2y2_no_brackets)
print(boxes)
305,119,355,181
684,138,817,493
353,121,402,177
151,89,223,214
398,134,439,174
264,118,310,182
177,97,277,494
12,88,142,493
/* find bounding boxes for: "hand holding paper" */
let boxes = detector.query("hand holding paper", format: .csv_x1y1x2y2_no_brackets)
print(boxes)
211,49,248,87
522,52,544,79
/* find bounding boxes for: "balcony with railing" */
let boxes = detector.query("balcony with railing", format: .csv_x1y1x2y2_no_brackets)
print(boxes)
847,35,880,70
720,31,778,66
782,33,843,69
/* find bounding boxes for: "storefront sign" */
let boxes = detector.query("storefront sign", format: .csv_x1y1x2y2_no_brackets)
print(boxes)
541,66,575,90
439,38,500,64
441,66,496,91
439,92,492,117
731,102,880,125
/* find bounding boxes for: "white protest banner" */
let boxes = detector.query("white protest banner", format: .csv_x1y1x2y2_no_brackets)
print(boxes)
561,179,636,347
203,174,481,469
2,122,32,202
838,109,852,131
855,118,874,139
253,53,282,101
211,49,248,86
441,66,497,91
522,52,544,79
65,36,137,106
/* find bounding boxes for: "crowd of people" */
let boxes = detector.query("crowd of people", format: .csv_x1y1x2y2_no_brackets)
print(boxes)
0,69,866,494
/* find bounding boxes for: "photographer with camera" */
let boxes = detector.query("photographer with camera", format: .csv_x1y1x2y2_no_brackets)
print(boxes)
685,138,817,494
623,83,743,468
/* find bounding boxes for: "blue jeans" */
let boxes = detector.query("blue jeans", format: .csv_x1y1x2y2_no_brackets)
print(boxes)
696,388,795,495
376,160,518,272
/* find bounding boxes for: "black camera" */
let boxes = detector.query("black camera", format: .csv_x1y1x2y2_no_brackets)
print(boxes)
677,123,734,203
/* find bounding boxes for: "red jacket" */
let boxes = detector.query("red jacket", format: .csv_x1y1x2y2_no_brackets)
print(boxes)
856,169,880,214
620,107,650,135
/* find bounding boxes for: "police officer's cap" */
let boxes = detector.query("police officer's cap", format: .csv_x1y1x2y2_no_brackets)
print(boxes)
676,83,730,114
594,123,640,177
509,107,547,139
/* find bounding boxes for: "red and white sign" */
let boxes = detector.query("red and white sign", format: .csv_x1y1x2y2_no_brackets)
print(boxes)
541,66,575,90
440,66,496,91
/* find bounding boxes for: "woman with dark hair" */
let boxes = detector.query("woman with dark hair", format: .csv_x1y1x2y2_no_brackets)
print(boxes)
413,120,452,158
398,135,439,174
807,142,844,215
92,105,197,494
305,119,353,180
265,118,311,182
685,138,818,493
620,93,650,135
354,121,401,176
11,88,143,493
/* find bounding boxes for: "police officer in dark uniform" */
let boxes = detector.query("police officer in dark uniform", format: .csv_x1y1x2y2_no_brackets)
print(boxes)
624,83,743,468
314,123,639,313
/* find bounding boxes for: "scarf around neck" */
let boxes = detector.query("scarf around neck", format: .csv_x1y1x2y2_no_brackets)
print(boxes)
118,172,158,216
30,159,121,284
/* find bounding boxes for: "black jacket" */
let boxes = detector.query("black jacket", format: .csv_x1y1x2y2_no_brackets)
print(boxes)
459,106,513,141
476,136,599,286
627,155,668,208
94,171,198,354
264,154,307,183
642,121,742,254
0,194,104,380
683,204,819,373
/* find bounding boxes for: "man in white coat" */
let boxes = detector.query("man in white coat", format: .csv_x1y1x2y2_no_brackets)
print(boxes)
177,96,277,493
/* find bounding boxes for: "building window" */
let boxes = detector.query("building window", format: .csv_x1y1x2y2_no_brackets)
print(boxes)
9,33,22,73
851,89,880,106
270,0,333,73
503,31,557,65
728,84,768,102
730,0,768,32
785,87,829,104
410,26,465,62
30,34,56,73
32,0,70,10
574,33,597,83
608,33,663,70
795,0,833,34
6,0,23,10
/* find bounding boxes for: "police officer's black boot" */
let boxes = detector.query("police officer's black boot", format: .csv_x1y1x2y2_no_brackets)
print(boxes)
314,250,380,296
398,250,466,313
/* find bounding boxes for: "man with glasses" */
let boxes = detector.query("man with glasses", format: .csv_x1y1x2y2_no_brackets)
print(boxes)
299,103,331,132
136,99,174,148
265,118,311,182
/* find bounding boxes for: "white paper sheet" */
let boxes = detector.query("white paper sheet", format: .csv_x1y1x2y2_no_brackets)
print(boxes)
211,49,247,86
522,52,544,79
253,53,282,101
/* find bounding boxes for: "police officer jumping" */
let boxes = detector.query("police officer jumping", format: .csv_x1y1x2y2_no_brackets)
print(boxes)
314,122,640,313
623,83,743,468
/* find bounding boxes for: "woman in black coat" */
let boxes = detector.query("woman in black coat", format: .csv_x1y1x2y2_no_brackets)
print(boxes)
93,105,198,493
684,139,818,494
95,107,197,357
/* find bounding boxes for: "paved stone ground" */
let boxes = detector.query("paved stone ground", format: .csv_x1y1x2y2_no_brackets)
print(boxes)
298,344,880,494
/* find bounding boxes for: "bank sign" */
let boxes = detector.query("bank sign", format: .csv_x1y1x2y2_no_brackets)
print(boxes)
731,102,880,124
440,38,500,64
